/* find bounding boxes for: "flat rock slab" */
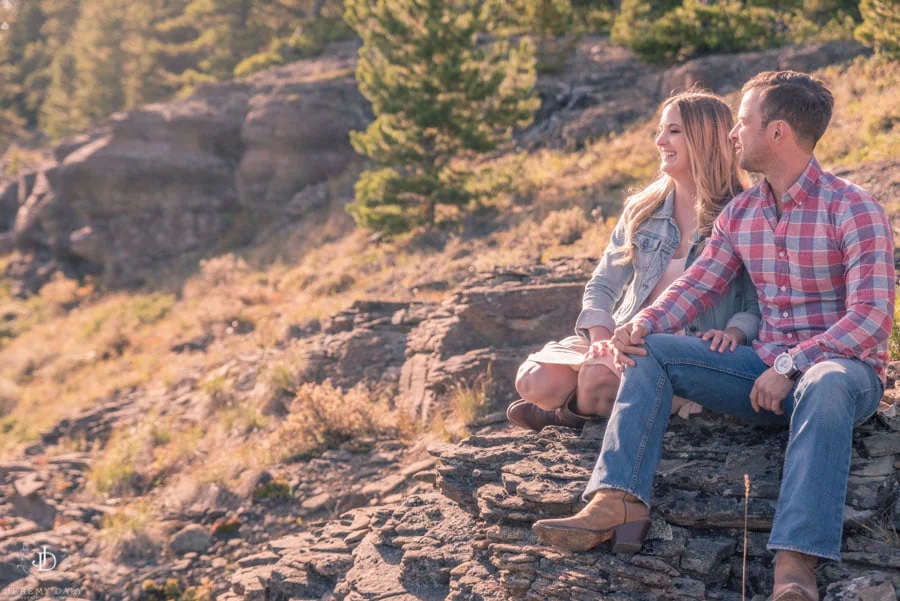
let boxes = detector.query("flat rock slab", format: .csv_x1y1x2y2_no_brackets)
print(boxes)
431,409,900,599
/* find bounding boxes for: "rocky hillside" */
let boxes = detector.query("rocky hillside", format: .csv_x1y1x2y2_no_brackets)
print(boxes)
0,35,897,601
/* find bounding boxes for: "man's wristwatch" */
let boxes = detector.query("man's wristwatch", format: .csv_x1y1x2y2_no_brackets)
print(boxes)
774,351,801,381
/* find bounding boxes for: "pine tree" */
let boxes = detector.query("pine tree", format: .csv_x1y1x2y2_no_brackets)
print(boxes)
158,0,270,91
344,0,539,233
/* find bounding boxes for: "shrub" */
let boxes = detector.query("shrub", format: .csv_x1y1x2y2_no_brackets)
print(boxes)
856,0,900,59
270,381,394,460
614,0,786,64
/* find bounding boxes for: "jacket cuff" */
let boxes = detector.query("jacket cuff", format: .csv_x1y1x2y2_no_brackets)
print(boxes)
574,309,617,340
725,312,759,343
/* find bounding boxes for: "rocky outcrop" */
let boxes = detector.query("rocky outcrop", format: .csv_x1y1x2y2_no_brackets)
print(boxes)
429,410,900,599
294,300,437,392
521,39,868,150
399,260,594,423
3,40,369,293
217,405,899,601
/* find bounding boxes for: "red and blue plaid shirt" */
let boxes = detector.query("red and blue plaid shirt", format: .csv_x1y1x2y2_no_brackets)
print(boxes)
635,157,896,385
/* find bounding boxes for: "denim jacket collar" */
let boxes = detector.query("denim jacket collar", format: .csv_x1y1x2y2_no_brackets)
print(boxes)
651,188,705,246
651,188,676,220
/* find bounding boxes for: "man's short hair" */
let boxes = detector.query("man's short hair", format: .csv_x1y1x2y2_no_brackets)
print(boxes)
742,70,834,150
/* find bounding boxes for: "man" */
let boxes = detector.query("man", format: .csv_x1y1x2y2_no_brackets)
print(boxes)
532,71,895,601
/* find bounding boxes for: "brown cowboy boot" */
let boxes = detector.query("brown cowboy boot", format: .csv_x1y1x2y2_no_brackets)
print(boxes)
772,551,819,601
507,388,590,431
506,398,587,431
532,489,651,553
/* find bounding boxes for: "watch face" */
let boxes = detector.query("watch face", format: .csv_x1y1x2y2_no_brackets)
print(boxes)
774,353,792,374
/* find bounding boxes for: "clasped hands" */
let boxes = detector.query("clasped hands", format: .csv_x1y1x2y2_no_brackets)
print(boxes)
589,322,792,415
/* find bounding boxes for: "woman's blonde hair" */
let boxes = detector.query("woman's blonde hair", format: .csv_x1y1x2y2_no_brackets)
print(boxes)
617,91,751,264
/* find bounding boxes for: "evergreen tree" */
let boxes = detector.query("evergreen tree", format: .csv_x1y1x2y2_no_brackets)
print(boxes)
517,0,579,72
159,0,269,91
344,0,539,233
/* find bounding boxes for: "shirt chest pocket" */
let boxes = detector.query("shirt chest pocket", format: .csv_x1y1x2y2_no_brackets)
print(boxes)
788,237,843,294
632,232,662,269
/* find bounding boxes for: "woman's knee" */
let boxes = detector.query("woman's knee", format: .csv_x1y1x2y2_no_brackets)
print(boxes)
577,365,620,416
515,361,573,409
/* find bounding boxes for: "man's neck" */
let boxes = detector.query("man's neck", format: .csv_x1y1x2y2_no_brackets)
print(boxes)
765,153,813,206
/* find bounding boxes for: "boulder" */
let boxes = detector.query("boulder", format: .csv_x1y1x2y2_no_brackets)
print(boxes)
170,524,212,555
237,45,368,209
399,259,594,423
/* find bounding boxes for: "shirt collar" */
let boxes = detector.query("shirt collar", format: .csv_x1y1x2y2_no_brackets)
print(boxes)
760,156,821,207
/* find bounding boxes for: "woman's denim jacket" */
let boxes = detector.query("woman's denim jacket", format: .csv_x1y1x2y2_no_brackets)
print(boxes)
575,191,760,341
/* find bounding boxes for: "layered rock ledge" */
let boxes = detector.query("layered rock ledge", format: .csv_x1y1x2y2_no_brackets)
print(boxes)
224,407,898,601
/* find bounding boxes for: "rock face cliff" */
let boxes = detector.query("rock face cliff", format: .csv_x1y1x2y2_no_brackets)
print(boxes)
0,40,369,292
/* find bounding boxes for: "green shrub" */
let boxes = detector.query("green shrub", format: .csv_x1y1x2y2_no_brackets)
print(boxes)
614,0,786,64
856,0,900,60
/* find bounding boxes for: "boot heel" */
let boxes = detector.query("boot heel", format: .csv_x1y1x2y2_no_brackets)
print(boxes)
610,519,651,554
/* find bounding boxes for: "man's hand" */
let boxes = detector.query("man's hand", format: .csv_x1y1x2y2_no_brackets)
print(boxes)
750,367,795,415
698,326,746,353
610,321,649,371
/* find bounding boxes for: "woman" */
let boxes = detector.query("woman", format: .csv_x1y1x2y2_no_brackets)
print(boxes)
508,90,758,432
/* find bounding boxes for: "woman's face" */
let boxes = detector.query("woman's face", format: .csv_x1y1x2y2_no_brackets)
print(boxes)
655,104,690,179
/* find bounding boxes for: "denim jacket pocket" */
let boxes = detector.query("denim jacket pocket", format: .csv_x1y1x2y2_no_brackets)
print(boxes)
632,232,661,270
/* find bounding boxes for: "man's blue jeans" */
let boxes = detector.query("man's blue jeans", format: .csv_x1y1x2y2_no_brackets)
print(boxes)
584,334,883,561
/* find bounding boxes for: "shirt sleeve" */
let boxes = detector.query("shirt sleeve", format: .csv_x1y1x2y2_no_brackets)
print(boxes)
724,268,761,343
634,207,745,335
789,198,896,372
575,210,635,338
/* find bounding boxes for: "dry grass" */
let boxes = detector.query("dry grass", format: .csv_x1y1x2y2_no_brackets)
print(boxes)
815,56,900,168
267,381,396,461
96,501,162,562
430,372,495,442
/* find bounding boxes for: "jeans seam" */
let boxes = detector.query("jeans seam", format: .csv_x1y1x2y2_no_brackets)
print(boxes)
629,371,665,494
657,358,763,382
766,542,840,562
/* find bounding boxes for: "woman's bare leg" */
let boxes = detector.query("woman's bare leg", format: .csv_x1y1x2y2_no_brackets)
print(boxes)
575,363,620,418
515,360,578,411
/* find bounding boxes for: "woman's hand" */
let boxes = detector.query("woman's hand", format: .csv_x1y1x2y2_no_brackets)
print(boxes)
698,326,746,353
586,339,611,359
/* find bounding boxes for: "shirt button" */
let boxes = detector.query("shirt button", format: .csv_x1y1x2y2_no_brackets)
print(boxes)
782,311,789,317
780,286,786,292
779,252,786,258
787,333,793,338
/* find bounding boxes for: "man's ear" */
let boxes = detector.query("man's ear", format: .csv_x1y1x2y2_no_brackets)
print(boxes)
771,120,785,143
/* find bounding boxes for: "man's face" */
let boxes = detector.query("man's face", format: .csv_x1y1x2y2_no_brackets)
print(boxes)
729,88,768,173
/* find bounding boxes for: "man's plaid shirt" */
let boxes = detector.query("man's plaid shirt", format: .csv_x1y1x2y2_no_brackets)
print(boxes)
634,157,896,386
